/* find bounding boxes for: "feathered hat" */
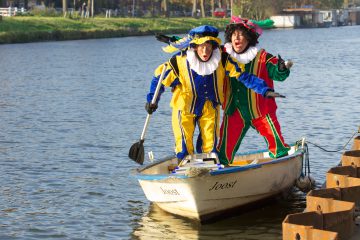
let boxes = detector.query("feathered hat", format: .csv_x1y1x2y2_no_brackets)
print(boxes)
229,16,263,37
162,25,222,53
224,16,263,45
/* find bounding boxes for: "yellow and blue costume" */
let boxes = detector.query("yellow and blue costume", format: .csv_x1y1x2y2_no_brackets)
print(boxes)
147,25,272,159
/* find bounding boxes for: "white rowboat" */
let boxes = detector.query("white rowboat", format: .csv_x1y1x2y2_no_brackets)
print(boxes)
134,142,306,222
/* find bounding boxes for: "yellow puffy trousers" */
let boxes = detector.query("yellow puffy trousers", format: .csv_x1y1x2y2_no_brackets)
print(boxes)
172,100,220,159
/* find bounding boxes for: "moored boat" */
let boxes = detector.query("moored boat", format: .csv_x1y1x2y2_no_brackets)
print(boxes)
133,141,308,222
251,18,275,29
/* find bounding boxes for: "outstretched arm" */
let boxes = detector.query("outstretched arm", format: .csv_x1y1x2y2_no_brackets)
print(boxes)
267,54,293,81
226,56,284,98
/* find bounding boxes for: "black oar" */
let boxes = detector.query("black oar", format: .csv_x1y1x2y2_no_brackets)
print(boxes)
129,63,168,164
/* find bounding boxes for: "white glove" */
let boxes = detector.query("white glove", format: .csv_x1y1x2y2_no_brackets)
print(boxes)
285,60,293,69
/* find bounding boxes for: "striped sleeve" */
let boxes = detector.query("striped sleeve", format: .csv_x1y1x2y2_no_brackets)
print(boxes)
226,56,271,97
146,62,177,103
266,53,290,82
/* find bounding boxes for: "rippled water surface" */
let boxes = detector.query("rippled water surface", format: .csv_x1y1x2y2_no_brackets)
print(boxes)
0,26,359,239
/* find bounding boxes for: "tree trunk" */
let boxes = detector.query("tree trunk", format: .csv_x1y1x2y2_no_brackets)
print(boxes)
192,0,197,17
163,0,169,17
62,0,67,15
87,0,91,17
91,0,94,17
200,0,205,17
211,0,214,17
132,0,135,17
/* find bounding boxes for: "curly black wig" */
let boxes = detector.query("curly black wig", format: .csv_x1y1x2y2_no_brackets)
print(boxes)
224,24,258,46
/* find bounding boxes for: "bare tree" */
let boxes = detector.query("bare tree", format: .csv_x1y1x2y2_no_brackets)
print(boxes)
200,0,205,17
87,0,91,17
132,0,135,17
62,0,68,15
163,0,169,17
91,0,94,17
192,0,197,17
211,0,215,16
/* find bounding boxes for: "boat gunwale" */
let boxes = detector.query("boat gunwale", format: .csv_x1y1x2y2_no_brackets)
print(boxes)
133,146,304,181
212,150,303,175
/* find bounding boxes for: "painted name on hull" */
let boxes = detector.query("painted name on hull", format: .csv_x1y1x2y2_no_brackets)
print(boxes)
160,187,180,195
209,180,237,191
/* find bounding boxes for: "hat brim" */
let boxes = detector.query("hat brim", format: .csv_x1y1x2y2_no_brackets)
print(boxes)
190,36,222,46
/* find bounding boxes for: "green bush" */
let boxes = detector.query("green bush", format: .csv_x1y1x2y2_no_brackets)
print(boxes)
30,7,61,17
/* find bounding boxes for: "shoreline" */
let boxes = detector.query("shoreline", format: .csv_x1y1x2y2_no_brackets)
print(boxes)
0,17,230,44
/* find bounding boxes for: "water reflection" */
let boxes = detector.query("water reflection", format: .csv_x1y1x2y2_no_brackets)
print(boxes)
132,191,306,240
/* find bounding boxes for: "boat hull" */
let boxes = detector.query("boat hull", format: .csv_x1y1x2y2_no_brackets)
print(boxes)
136,148,304,221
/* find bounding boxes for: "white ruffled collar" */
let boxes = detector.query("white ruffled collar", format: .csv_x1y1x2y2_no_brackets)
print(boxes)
224,42,259,64
186,48,221,75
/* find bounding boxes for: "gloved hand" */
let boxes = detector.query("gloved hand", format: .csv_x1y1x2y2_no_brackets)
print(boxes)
145,102,158,114
155,34,178,44
285,60,293,69
278,54,293,71
265,90,286,98
277,55,286,72
155,34,171,44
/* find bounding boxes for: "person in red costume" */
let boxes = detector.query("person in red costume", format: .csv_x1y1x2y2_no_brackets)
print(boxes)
217,16,293,164
154,20,291,164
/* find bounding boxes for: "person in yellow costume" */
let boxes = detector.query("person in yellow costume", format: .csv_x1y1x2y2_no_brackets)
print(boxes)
146,25,282,160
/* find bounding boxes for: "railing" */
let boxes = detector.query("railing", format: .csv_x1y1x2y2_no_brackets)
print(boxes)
0,7,26,17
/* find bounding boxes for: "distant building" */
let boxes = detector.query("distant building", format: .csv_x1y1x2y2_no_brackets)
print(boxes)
271,6,359,28
348,7,360,25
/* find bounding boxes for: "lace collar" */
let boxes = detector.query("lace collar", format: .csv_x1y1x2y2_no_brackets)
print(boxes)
224,42,259,64
186,48,221,75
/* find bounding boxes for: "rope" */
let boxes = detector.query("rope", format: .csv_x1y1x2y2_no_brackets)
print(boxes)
296,130,358,179
306,130,358,153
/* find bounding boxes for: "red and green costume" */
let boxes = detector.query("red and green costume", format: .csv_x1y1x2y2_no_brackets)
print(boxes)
217,46,290,164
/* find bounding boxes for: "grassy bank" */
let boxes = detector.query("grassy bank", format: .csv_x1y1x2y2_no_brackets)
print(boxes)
0,17,229,44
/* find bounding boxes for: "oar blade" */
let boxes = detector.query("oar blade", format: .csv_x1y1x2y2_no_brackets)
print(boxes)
128,140,145,165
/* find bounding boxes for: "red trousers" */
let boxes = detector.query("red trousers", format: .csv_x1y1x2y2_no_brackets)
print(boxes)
217,110,290,164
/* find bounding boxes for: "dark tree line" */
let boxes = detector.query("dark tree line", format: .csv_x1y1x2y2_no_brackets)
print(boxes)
2,0,352,18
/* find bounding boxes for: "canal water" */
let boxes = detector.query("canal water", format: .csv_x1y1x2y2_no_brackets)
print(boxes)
0,25,359,239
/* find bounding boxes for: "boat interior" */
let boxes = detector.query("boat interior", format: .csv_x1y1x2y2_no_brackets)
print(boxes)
139,146,298,175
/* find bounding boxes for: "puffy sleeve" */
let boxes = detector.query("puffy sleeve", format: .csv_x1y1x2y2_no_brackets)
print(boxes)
266,53,290,82
226,56,272,97
146,62,178,103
